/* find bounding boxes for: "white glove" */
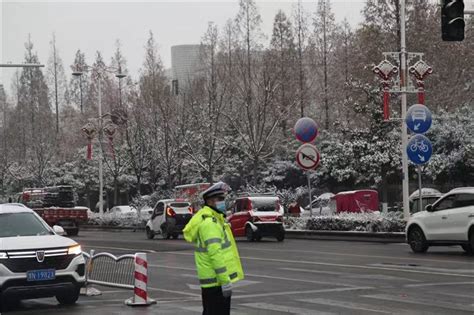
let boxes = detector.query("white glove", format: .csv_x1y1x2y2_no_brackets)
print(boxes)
221,283,233,298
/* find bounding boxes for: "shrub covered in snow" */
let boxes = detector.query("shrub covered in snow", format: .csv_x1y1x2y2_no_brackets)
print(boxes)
285,212,405,232
87,212,148,228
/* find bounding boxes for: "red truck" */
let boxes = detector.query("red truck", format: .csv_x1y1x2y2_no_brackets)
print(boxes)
17,186,88,236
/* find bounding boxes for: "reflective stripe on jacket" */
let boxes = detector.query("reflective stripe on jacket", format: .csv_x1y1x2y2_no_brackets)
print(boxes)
183,206,244,288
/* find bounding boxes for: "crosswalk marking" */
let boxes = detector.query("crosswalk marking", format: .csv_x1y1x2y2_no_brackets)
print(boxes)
241,302,336,315
299,298,391,314
363,294,474,312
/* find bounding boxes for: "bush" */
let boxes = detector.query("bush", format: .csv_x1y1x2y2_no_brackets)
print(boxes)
88,212,148,228
285,212,405,232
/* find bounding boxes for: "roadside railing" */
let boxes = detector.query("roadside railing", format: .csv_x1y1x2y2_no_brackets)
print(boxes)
82,250,156,306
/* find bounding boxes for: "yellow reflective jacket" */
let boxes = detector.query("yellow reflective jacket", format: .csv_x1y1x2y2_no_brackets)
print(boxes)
183,206,244,288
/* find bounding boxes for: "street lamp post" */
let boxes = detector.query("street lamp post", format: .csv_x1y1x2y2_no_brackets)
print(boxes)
73,64,126,216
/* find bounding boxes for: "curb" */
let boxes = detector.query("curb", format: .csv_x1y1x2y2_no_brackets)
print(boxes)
81,225,405,243
285,230,405,243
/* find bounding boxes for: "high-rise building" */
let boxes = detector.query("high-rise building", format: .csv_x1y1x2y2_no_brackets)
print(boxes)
171,45,201,94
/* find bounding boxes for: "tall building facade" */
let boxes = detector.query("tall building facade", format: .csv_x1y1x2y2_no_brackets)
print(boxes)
171,44,202,94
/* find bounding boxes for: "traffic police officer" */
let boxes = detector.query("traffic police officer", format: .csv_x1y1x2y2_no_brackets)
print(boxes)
183,181,244,315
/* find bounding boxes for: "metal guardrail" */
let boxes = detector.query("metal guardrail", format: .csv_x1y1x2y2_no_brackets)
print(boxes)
83,250,135,289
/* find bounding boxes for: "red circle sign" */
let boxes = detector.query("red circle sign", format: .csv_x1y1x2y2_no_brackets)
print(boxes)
296,144,320,170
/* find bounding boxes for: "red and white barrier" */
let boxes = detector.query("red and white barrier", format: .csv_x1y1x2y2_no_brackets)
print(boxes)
125,253,156,306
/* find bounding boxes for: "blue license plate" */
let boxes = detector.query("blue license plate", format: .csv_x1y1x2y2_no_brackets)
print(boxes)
26,269,56,282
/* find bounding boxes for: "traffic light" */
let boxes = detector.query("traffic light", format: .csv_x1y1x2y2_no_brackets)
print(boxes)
441,0,465,41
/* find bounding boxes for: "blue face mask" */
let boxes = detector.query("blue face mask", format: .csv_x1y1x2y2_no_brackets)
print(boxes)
215,201,226,213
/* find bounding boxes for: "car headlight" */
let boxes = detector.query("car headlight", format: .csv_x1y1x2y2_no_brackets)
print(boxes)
0,252,7,259
68,245,82,255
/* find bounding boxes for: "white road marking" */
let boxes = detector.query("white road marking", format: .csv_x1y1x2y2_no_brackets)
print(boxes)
370,263,474,274
363,294,474,312
147,286,201,297
434,291,474,299
165,251,474,279
299,298,391,314
233,286,373,299
281,267,420,282
405,281,474,288
239,245,473,265
242,302,336,315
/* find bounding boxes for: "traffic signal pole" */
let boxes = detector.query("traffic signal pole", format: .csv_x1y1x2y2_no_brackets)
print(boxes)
400,0,410,220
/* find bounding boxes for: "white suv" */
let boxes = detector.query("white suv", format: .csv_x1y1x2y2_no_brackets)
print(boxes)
406,187,474,254
0,204,85,310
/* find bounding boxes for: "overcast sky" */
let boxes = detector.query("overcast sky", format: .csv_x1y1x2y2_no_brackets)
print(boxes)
1,0,367,95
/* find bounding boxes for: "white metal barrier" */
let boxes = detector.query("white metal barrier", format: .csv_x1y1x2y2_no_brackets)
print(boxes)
82,250,156,306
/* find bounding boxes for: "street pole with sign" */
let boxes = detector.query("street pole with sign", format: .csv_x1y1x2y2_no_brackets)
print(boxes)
293,117,319,217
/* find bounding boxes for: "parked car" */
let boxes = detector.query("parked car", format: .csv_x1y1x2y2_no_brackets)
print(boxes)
406,187,474,254
108,205,137,218
304,192,336,216
227,193,285,242
409,188,443,214
146,199,193,240
0,204,85,310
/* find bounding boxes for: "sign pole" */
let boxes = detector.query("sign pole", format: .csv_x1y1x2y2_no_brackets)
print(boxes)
307,171,312,218
418,165,423,213
400,0,410,221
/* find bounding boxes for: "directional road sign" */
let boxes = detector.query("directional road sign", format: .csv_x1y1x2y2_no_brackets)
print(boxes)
407,134,432,165
294,117,318,143
296,143,320,170
406,104,432,134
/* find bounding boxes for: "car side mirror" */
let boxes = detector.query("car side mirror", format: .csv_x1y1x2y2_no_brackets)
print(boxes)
53,225,65,236
425,204,433,212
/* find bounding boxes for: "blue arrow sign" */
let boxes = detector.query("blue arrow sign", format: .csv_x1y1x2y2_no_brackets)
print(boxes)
406,104,432,134
407,134,432,165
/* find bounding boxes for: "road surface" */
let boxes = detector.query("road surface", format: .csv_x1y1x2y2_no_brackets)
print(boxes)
7,229,474,314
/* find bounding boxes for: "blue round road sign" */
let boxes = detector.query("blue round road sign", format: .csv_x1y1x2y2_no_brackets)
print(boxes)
406,104,432,134
294,117,318,143
407,134,432,165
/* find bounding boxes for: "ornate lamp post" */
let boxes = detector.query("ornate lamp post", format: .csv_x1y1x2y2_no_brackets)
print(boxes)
73,64,126,216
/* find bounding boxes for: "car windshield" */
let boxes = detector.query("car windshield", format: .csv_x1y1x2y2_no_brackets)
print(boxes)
251,198,278,212
0,212,51,237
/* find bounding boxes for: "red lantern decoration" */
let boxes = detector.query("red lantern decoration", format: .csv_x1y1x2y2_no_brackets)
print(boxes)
374,59,399,121
409,60,433,105
103,122,117,161
81,123,97,160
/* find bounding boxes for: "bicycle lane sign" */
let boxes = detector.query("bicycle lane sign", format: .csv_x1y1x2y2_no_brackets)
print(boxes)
407,134,432,165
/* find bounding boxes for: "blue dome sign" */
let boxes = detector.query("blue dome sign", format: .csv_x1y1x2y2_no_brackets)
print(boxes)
406,104,432,134
294,117,318,143
407,134,432,165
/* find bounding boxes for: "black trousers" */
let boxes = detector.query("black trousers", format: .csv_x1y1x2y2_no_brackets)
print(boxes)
202,286,231,315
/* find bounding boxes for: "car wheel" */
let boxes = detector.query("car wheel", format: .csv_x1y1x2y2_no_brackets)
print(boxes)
172,233,179,240
66,228,79,236
56,287,80,305
255,234,262,242
408,226,429,253
146,227,155,240
461,244,472,255
246,226,255,242
161,227,170,240
276,231,285,242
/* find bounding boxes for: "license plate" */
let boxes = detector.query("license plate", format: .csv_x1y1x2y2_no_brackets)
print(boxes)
26,269,56,282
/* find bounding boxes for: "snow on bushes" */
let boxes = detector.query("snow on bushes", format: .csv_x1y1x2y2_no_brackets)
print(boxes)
88,212,148,228
285,212,405,232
